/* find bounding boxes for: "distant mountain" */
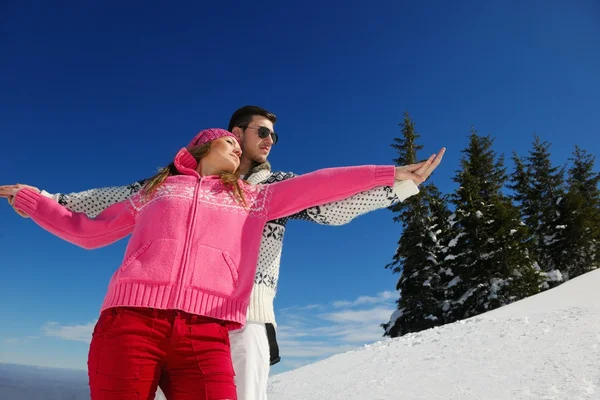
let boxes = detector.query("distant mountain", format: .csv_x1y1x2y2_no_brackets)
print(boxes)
0,363,89,400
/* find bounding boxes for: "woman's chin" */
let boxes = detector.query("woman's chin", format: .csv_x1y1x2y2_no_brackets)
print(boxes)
222,163,238,175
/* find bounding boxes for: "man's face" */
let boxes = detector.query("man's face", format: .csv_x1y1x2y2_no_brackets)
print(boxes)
236,115,275,164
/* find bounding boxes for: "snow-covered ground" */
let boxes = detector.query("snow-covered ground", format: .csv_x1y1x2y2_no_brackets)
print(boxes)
266,269,600,400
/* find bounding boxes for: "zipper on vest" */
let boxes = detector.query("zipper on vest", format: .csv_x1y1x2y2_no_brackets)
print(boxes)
173,177,202,308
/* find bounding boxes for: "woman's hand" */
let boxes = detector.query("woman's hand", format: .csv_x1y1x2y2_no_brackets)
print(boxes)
0,184,41,218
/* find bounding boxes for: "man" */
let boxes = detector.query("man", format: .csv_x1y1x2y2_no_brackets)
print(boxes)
3,105,444,399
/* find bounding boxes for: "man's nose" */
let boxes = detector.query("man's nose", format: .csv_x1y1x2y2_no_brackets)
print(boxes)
263,134,274,145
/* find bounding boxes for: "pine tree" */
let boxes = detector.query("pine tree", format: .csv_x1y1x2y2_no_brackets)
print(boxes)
551,146,600,278
444,128,543,322
384,184,452,337
382,112,450,337
509,134,566,285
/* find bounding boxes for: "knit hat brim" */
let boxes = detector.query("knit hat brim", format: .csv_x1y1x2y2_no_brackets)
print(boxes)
187,128,240,149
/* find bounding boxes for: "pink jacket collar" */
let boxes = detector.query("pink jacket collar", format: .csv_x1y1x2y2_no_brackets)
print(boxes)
173,148,223,181
174,148,200,177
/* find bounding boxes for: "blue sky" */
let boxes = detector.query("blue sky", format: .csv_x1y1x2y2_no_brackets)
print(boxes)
0,1,598,374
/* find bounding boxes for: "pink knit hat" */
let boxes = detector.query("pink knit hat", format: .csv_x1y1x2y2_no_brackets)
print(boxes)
187,128,239,149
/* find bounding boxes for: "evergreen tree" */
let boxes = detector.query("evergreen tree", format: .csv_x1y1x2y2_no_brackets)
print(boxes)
383,184,452,337
444,128,543,322
551,146,600,278
509,134,566,284
383,112,450,337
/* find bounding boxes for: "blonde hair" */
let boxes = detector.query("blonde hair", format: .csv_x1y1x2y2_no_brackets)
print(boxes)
142,143,247,207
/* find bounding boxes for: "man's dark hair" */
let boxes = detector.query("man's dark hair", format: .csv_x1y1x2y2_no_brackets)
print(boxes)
228,105,277,132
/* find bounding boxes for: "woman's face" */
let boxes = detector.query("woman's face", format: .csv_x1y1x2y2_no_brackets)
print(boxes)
200,137,242,174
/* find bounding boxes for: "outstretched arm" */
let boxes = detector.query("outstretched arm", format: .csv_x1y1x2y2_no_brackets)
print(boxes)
266,149,445,221
8,188,136,249
0,180,147,218
289,181,417,226
51,180,147,217
266,165,399,221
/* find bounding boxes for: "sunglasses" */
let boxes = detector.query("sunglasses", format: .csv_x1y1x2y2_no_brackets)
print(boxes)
238,125,279,145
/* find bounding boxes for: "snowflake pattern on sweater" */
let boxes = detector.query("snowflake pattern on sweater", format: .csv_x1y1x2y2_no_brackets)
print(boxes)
50,163,402,325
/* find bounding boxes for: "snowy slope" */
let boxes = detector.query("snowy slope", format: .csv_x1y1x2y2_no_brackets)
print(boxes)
267,270,600,400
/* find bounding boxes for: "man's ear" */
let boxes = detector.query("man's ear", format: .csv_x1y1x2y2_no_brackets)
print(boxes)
231,126,243,140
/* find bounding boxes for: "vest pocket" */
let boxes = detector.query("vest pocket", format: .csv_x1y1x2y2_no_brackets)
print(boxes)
119,239,180,284
188,243,239,297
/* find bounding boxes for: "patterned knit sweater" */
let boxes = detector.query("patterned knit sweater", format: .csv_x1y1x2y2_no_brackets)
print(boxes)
43,162,418,326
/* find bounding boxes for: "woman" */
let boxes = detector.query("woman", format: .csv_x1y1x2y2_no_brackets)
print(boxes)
1,128,444,400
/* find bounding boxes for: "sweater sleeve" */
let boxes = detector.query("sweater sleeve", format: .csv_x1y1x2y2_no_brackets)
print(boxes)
265,165,398,221
288,180,419,225
13,188,136,250
42,180,147,217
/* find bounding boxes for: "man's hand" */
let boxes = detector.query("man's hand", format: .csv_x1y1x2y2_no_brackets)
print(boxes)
394,147,446,186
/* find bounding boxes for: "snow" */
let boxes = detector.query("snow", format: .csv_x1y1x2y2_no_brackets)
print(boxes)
545,269,564,282
267,270,600,400
544,234,558,246
446,276,461,288
448,232,465,248
487,277,507,300
386,308,404,332
442,301,451,312
429,230,438,241
457,287,478,304
449,213,457,227
511,268,523,278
